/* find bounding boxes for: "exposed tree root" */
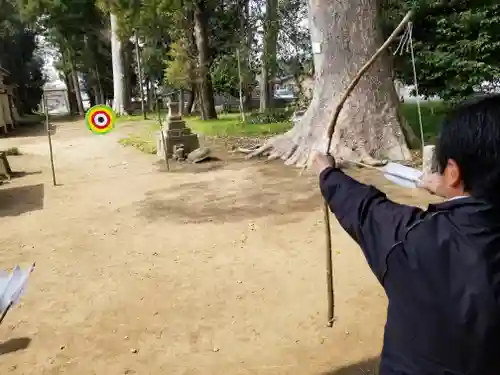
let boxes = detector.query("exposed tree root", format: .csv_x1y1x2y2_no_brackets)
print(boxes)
231,146,263,154
247,130,395,169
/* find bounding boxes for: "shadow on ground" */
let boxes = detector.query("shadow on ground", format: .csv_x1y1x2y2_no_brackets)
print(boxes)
155,156,228,174
322,357,380,375
8,171,43,179
137,161,321,224
0,183,44,216
0,121,56,139
0,337,31,356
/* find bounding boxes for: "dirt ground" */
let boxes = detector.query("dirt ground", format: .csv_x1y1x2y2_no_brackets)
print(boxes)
0,119,437,375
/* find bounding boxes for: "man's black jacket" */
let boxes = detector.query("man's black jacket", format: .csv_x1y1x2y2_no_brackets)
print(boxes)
319,167,500,375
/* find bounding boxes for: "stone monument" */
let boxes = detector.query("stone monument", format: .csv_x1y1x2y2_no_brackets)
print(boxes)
156,100,199,159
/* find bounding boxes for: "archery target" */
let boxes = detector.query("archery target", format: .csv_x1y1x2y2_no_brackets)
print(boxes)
86,105,116,134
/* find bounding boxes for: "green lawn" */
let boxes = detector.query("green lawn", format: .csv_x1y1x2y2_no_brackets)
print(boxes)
185,114,292,136
400,101,447,143
118,101,448,154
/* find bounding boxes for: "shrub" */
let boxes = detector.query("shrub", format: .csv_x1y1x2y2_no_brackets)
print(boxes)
245,109,294,125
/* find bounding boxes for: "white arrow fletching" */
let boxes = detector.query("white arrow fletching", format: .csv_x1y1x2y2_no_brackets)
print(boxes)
382,162,423,189
0,263,35,315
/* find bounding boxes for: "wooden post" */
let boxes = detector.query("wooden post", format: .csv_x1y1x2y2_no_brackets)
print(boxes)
157,98,170,172
43,94,57,186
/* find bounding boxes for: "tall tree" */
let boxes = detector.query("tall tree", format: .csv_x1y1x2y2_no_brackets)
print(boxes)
193,0,217,119
277,0,312,107
252,0,411,166
0,0,45,115
110,12,127,114
259,0,278,112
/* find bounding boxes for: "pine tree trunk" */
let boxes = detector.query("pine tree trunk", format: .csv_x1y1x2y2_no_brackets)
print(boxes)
187,85,196,113
64,72,78,115
146,77,152,112
193,0,217,120
259,0,278,113
69,51,84,115
240,0,253,112
110,12,127,115
122,43,133,112
251,0,411,167
179,89,184,116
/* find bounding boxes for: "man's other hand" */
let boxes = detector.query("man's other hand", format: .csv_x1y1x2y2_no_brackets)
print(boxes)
311,151,336,175
418,172,447,197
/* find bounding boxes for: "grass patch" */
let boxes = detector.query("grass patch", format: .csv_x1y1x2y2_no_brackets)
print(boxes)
118,122,158,154
186,113,291,136
118,136,156,154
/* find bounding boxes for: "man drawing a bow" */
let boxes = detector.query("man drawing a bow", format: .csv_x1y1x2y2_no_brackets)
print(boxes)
312,95,500,375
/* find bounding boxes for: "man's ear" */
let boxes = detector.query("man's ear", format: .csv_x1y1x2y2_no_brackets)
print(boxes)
444,159,462,188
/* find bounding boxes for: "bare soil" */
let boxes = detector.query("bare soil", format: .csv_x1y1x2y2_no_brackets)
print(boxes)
0,119,438,375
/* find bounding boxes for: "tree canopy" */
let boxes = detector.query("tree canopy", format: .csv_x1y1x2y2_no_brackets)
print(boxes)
2,0,500,117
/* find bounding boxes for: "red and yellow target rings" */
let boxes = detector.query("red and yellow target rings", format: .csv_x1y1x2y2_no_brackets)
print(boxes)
86,105,116,134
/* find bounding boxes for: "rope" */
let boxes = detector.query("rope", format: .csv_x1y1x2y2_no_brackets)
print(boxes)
393,22,426,170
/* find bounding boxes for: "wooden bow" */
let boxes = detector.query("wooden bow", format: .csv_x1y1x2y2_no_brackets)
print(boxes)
322,10,414,327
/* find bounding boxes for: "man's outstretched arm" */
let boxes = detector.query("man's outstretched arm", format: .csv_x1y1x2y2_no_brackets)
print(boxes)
312,153,424,281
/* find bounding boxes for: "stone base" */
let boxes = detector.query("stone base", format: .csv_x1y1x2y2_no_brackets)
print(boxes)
156,130,200,158
167,119,187,131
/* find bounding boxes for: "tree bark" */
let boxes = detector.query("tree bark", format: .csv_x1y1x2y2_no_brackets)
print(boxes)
64,72,78,115
250,0,411,166
193,0,217,120
259,0,278,113
239,0,253,112
122,43,134,112
110,12,127,115
69,52,84,115
186,85,196,113
95,64,105,105
134,30,146,119
145,77,152,112
178,88,184,116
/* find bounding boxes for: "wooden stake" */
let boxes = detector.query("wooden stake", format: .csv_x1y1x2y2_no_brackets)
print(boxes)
322,10,414,327
157,98,170,172
43,94,57,186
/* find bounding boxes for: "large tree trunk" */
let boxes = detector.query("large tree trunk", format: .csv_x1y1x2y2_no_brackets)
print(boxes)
251,0,411,166
110,12,127,115
259,0,278,113
193,0,217,120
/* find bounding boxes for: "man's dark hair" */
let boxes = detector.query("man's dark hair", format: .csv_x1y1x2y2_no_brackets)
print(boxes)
435,94,500,204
